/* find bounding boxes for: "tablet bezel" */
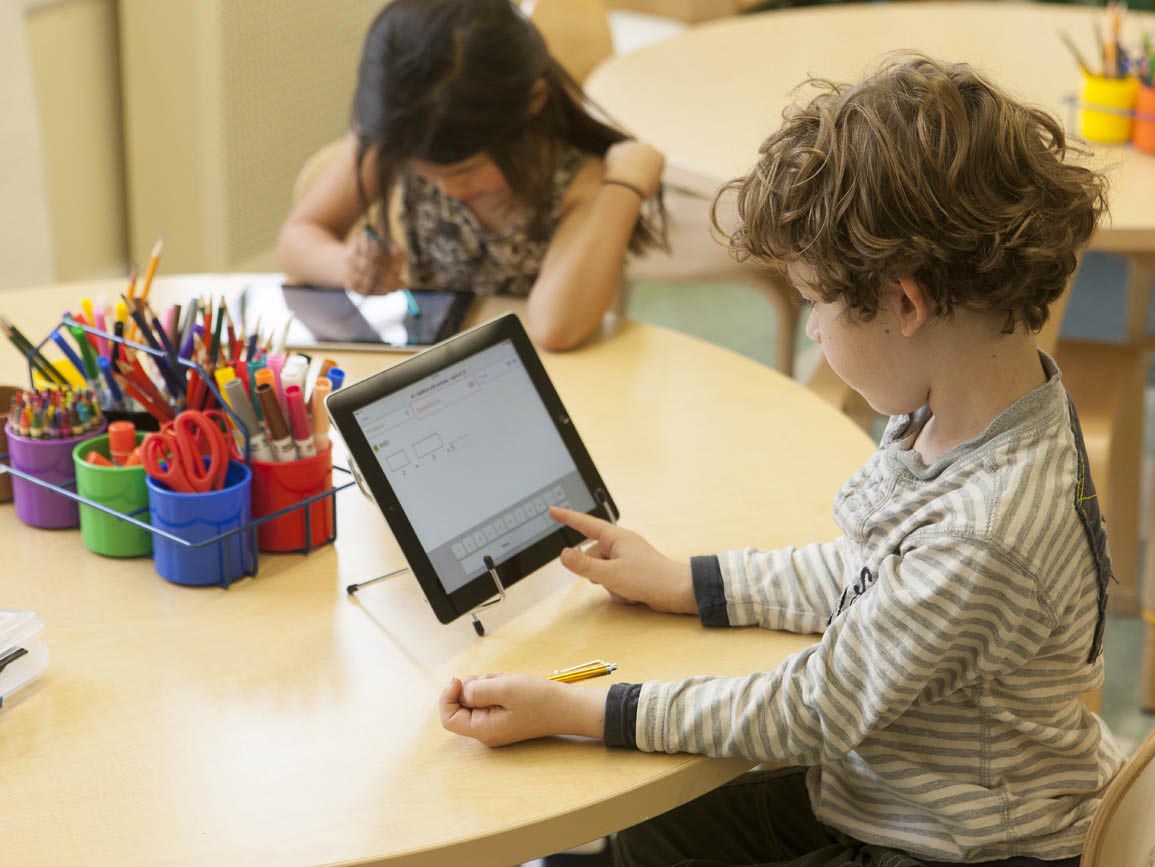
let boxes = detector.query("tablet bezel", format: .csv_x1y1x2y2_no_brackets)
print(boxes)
325,313,617,624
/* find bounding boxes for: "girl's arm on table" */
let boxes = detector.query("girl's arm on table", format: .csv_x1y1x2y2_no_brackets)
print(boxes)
526,142,665,352
275,133,399,293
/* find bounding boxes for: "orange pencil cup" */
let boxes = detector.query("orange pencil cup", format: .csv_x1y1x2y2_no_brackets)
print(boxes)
250,445,335,552
1080,73,1139,144
1133,84,1155,156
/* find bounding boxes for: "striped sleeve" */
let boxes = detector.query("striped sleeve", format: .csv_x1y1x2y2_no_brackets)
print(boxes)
633,534,1056,763
702,537,854,634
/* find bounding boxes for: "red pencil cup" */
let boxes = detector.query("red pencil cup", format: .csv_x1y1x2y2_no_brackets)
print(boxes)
1133,84,1155,156
250,445,335,552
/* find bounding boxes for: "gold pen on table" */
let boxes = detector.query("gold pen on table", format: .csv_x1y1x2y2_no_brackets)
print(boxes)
547,659,618,683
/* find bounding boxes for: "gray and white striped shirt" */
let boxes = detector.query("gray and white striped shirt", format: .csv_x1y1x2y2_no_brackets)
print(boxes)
603,353,1124,862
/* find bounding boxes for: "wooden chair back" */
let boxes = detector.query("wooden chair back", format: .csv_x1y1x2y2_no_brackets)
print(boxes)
1082,730,1155,866
521,0,614,83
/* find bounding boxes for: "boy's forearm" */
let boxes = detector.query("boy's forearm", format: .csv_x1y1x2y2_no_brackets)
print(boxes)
549,683,611,741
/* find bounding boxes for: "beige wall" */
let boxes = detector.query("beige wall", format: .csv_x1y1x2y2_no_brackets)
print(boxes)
0,0,54,289
26,0,128,282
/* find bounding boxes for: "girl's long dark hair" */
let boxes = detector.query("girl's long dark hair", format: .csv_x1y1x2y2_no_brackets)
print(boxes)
352,0,665,253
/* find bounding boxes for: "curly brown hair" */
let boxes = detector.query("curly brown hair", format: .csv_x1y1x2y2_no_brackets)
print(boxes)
714,54,1108,332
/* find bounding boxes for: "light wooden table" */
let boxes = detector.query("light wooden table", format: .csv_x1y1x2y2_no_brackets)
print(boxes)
0,276,875,866
587,1,1155,705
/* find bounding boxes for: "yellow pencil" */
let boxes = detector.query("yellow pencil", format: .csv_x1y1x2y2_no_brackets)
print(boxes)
125,264,139,303
139,236,165,306
128,236,164,341
547,660,618,683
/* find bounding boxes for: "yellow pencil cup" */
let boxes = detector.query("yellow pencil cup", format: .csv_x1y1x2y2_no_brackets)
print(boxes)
1080,73,1139,144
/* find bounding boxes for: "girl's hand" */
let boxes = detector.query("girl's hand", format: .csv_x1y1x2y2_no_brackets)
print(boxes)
440,674,606,747
550,507,697,615
603,141,665,198
346,231,404,295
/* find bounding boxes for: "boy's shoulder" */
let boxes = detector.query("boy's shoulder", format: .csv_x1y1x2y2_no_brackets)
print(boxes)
889,379,1099,603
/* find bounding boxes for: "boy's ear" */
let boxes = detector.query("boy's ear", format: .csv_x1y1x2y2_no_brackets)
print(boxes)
895,275,933,337
528,78,548,115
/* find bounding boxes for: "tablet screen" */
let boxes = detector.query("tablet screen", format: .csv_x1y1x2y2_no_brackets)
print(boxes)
351,339,595,592
239,282,471,349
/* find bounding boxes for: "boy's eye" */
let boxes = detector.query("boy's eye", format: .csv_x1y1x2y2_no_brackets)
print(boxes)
795,295,816,310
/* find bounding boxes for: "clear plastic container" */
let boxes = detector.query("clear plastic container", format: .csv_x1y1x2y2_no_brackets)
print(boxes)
0,609,47,709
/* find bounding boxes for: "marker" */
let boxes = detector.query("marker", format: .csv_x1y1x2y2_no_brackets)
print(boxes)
326,368,345,391
257,383,297,462
223,379,276,462
266,353,286,402
311,378,332,453
281,357,307,406
247,359,266,421
97,356,125,409
92,305,109,358
285,386,316,459
213,367,238,409
108,421,136,466
85,450,115,467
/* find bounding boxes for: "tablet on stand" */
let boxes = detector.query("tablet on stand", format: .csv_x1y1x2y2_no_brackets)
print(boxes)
326,314,617,634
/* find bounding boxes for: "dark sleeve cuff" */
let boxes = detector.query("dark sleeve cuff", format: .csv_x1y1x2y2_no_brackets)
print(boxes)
603,682,642,749
692,555,731,627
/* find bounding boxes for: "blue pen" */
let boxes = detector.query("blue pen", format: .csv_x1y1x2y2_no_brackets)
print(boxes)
50,332,89,383
327,368,346,391
97,356,125,409
363,225,420,318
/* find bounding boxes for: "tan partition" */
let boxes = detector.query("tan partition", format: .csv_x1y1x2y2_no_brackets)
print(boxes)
0,1,54,288
119,0,382,273
26,0,127,283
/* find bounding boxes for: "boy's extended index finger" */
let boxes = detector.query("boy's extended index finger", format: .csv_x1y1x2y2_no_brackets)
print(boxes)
549,506,612,541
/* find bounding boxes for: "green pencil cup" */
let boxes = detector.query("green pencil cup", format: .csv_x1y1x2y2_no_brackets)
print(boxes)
73,433,152,558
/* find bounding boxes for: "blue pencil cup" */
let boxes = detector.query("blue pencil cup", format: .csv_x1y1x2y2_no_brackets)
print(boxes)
147,460,255,587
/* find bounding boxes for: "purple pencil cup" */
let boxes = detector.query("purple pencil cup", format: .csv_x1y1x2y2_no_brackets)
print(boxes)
6,422,107,529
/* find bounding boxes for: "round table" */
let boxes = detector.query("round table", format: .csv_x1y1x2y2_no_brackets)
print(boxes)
0,276,875,866
588,2,1155,706
587,1,1155,251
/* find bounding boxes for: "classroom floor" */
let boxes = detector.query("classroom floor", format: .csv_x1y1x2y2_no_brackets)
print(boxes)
626,250,1155,749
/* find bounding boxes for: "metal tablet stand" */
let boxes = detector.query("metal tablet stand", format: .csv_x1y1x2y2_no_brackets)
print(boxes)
346,490,617,637
345,556,505,636
466,556,505,637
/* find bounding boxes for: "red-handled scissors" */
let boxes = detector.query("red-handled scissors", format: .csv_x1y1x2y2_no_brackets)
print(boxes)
141,410,235,493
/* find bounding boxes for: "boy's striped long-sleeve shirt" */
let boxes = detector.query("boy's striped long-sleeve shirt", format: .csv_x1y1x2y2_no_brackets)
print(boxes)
603,354,1124,862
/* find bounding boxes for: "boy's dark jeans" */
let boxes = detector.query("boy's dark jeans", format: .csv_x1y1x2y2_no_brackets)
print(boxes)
612,768,1081,867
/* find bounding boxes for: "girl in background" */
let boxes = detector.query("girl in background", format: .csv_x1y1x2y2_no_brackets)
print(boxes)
277,0,666,351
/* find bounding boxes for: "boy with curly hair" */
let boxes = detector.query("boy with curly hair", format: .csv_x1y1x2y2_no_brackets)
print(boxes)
440,55,1123,867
